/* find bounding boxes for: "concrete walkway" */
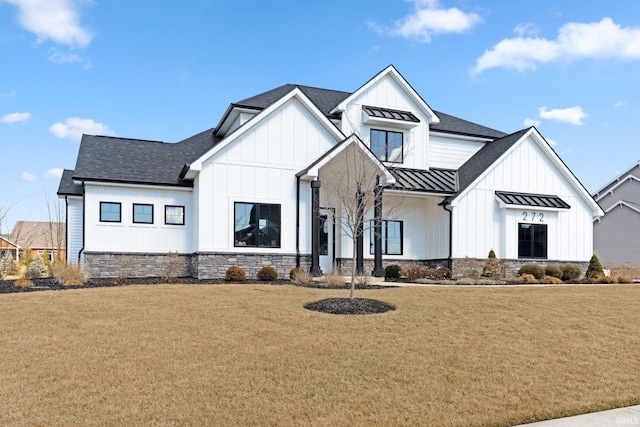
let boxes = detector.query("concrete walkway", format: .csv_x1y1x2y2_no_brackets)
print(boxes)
515,405,640,426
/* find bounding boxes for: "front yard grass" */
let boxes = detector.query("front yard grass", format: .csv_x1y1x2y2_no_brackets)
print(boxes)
0,284,639,426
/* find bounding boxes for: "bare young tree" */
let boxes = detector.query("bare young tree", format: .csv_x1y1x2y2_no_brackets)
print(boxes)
45,195,66,261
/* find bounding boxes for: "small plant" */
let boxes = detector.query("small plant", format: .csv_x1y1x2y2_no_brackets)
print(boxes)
403,264,429,282
384,264,402,279
19,250,33,268
519,273,538,284
163,252,183,282
616,275,632,284
225,266,246,281
482,249,502,279
289,267,305,280
15,278,34,288
290,268,313,285
320,271,345,287
425,267,452,280
518,264,544,280
544,265,563,279
27,254,48,279
257,266,278,281
356,273,371,286
561,264,582,280
600,276,617,284
585,254,604,279
114,255,140,284
541,275,563,284
51,261,87,286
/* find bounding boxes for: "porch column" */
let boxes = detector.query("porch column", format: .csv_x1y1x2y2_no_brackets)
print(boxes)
356,186,364,275
372,182,384,277
310,180,322,276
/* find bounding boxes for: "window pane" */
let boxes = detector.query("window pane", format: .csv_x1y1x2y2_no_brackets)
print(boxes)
259,204,280,247
100,202,121,222
165,206,184,225
387,132,403,163
133,204,153,224
235,203,256,246
319,215,329,256
518,223,532,258
386,221,402,255
533,224,547,258
371,130,387,161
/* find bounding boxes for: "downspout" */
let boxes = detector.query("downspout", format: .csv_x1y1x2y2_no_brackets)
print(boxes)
442,202,453,272
295,176,300,267
78,182,85,265
64,195,69,263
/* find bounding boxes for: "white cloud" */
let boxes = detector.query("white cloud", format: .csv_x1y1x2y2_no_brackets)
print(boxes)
2,0,93,48
523,118,541,127
514,23,539,37
473,18,640,73
20,172,36,182
49,117,115,141
48,49,81,64
44,168,63,179
614,100,627,108
371,0,482,43
539,106,588,125
0,111,31,124
545,138,558,147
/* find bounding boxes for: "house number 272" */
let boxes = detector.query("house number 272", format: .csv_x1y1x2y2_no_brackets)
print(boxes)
522,212,544,222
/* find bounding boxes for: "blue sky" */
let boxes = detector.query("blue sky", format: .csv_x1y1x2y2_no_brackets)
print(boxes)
1,0,640,232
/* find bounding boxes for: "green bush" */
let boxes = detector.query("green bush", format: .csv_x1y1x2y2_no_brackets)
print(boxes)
561,264,582,280
482,249,501,278
225,266,246,281
384,265,401,279
585,254,604,279
544,265,563,279
257,266,278,281
518,263,544,280
27,254,48,278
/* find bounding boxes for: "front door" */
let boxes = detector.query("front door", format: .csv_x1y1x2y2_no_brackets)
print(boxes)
319,209,334,274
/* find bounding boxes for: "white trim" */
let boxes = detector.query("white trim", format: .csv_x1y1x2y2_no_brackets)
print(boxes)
429,131,493,143
594,175,640,201
84,181,193,192
604,200,640,215
593,161,640,197
330,65,440,124
384,189,451,199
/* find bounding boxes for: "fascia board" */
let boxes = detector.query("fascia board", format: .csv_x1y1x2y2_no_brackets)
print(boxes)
189,88,345,173
593,161,640,197
594,175,640,201
604,200,640,215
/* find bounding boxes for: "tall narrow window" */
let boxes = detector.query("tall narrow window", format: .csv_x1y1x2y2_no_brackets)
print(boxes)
371,129,403,163
100,202,121,223
370,220,403,255
234,202,281,248
518,223,547,259
165,205,185,225
133,204,153,224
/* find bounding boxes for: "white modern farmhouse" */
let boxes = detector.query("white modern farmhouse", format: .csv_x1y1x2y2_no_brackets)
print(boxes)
58,65,603,278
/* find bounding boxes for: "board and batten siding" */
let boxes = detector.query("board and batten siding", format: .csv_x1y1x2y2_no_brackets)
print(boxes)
66,197,84,264
339,74,430,170
451,135,593,261
197,96,338,253
428,135,486,170
83,184,193,253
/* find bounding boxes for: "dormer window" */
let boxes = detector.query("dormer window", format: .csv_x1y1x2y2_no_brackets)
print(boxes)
362,105,420,130
371,129,403,163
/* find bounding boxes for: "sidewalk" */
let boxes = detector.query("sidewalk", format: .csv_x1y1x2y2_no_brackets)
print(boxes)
515,405,640,426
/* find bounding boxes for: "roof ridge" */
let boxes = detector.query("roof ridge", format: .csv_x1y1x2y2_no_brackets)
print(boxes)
86,135,165,144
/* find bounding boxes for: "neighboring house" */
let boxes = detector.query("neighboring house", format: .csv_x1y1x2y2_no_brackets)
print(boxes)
6,221,66,262
0,235,19,261
593,161,640,266
58,65,603,279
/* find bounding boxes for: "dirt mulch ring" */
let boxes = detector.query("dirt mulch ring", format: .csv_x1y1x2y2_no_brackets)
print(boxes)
304,297,396,315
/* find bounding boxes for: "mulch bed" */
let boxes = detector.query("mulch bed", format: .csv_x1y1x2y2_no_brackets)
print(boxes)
304,297,396,315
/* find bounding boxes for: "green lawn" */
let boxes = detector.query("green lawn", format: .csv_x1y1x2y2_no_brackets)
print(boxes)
0,284,639,426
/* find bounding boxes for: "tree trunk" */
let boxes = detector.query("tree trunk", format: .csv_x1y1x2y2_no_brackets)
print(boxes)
350,240,357,299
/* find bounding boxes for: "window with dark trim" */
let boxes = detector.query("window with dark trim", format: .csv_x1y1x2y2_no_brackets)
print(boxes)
371,129,403,163
165,205,185,225
100,202,121,223
133,203,153,224
370,220,403,255
518,223,547,259
234,202,281,248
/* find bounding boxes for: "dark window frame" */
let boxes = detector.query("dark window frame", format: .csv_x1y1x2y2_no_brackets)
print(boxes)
133,203,154,224
100,202,121,223
165,205,185,225
371,129,404,163
518,223,548,259
370,220,403,255
234,202,281,248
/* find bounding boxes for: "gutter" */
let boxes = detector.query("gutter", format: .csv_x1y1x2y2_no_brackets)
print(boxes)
296,176,300,267
79,182,85,265
441,201,453,271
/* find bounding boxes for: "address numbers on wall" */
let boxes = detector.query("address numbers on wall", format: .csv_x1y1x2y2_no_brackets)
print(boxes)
522,212,545,222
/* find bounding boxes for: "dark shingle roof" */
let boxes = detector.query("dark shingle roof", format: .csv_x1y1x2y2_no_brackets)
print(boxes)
57,169,82,196
389,167,457,194
72,128,219,187
430,110,507,139
495,191,570,209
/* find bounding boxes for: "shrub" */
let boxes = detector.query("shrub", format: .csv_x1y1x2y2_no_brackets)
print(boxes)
289,267,305,280
454,257,484,278
605,263,640,280
519,273,538,284
544,265,563,279
19,250,33,268
585,254,604,279
27,254,48,278
600,276,617,284
257,266,278,281
320,271,345,287
424,267,452,280
541,275,563,284
561,264,582,280
290,268,313,285
51,261,87,286
616,275,632,284
15,278,34,288
518,264,544,280
384,264,402,279
482,249,502,278
403,264,429,282
225,266,246,281
163,252,183,282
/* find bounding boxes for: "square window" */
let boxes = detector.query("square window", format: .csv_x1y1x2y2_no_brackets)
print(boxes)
371,129,403,163
518,223,547,259
133,204,153,224
100,202,121,223
165,205,185,225
234,202,281,248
